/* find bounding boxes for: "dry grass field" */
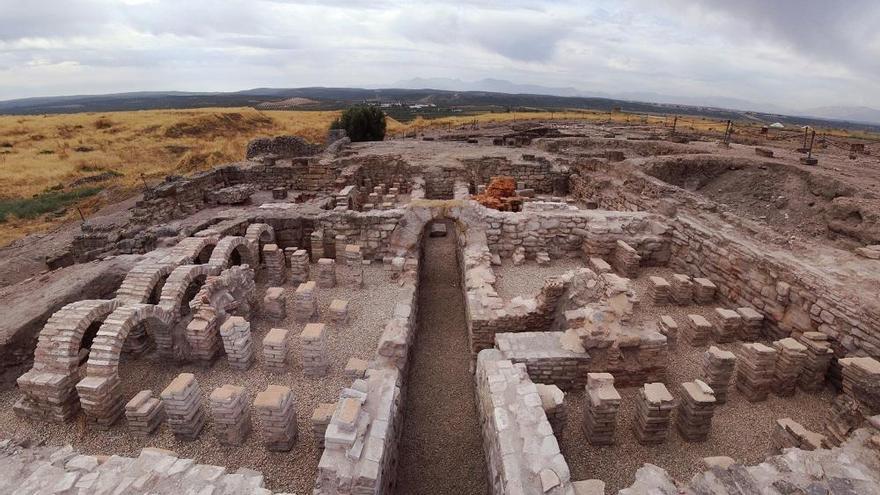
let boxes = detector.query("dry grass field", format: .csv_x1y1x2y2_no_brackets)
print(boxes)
1,106,876,246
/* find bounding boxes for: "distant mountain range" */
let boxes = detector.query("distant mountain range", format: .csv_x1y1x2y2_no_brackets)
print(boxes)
1,84,878,131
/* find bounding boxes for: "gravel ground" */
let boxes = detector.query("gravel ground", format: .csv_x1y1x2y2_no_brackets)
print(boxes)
396,224,488,495
560,266,836,492
493,257,585,301
0,262,406,494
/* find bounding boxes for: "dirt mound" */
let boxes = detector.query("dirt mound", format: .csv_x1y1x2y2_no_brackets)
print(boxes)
163,112,275,138
473,176,522,211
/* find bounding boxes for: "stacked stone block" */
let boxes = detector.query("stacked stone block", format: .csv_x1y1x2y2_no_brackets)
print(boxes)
316,258,336,288
310,230,324,262
300,323,329,377
218,316,255,370
772,418,825,452
343,244,364,287
186,316,222,363
262,328,289,371
658,315,678,347
311,402,336,447
160,373,206,441
583,373,621,445
289,249,310,284
701,346,737,404
262,287,286,320
124,390,165,436
838,356,880,416
589,257,612,274
797,332,834,391
773,338,808,396
736,307,764,340
329,299,349,325
648,276,671,304
633,382,675,445
262,244,285,286
536,383,566,438
334,235,347,260
676,380,717,442
254,385,298,451
736,343,778,402
670,274,693,305
612,240,641,278
209,384,250,445
713,308,742,343
76,375,125,428
684,314,713,346
293,281,318,322
693,278,717,303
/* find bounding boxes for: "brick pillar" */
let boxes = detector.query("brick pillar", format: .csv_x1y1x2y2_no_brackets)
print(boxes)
329,299,349,325
583,373,620,445
670,274,693,305
773,338,808,396
300,323,329,377
658,315,678,348
713,308,742,343
289,249,310,284
254,385,298,451
262,328,289,371
343,244,364,287
536,384,566,439
219,316,255,370
310,230,324,262
160,373,206,441
263,287,286,320
633,382,675,444
683,314,713,347
263,244,285,286
311,402,336,447
648,276,670,304
293,281,318,322
76,375,125,429
797,332,833,392
701,346,736,404
693,278,717,303
210,384,250,445
612,240,640,278
736,307,764,340
676,380,716,442
316,258,337,288
736,343,778,402
125,390,165,435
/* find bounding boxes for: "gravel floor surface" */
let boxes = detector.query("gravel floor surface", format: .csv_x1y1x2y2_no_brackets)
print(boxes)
493,257,585,301
560,266,836,492
0,262,406,494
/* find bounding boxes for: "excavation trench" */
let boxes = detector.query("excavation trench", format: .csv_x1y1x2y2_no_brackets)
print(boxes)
396,220,488,495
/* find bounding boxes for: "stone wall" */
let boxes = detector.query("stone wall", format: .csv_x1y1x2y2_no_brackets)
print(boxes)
461,156,570,195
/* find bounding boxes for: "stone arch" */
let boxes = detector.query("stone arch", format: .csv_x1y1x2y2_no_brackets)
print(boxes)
15,299,122,422
245,223,275,264
208,236,255,269
387,202,479,257
185,265,256,362
115,260,180,305
83,304,175,379
167,236,219,265
158,264,221,317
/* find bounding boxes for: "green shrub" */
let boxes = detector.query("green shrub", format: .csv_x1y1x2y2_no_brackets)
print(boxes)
0,187,102,223
333,105,386,142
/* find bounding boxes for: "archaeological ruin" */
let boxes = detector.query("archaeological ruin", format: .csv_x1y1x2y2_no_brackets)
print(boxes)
1,122,879,495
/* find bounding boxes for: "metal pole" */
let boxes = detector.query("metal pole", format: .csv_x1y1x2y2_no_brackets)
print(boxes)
808,130,816,159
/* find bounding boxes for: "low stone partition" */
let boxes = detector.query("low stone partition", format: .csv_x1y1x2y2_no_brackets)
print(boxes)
495,332,591,390
475,349,575,495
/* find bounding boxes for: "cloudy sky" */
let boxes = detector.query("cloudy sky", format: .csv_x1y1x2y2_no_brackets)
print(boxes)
1,0,878,110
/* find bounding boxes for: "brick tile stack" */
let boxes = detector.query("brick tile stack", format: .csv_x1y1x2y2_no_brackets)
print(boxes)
310,230,324,262
612,240,641,278
589,257,612,274
736,307,764,340
713,308,742,344
670,274,693,305
289,249,310,284
300,323,329,377
536,384,566,439
210,384,250,445
329,299,349,325
701,346,737,404
536,251,551,266
293,281,318,322
262,328,289,371
186,317,221,363
160,373,206,441
262,244,285,286
736,343,778,402
262,287,286,320
676,380,717,442
838,356,880,416
343,357,368,378
658,315,678,347
254,385,298,451
316,258,336,288
797,332,834,392
772,338,808,397
218,316,255,370
772,418,825,452
311,402,336,447
343,244,364,287
692,278,717,303
76,376,125,429
684,314,713,347
822,395,863,447
648,276,671,304
583,373,621,446
633,382,675,445
125,390,165,436
334,235,347,260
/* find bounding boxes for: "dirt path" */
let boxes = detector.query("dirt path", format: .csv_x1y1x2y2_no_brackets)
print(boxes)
395,222,488,495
